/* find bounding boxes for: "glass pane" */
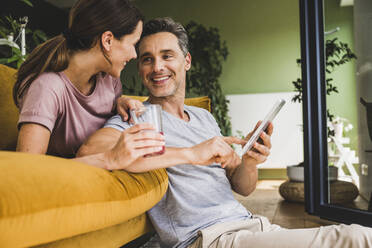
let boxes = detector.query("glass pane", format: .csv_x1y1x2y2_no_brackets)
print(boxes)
324,0,372,211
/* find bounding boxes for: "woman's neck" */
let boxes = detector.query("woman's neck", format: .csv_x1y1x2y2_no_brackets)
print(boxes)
63,50,102,95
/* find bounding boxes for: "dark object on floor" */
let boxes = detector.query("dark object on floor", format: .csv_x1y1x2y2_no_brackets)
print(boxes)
279,180,359,204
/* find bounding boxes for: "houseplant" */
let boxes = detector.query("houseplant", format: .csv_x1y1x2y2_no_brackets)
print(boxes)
0,0,48,68
292,37,357,137
287,38,356,181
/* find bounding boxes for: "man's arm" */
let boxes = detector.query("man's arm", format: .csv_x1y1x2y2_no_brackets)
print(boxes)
77,126,242,173
226,123,273,197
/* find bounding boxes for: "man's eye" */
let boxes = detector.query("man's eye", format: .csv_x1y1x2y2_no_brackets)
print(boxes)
163,54,173,60
141,57,152,63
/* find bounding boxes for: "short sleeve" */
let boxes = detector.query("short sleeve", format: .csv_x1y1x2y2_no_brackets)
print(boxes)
204,109,222,136
18,76,61,132
104,114,131,132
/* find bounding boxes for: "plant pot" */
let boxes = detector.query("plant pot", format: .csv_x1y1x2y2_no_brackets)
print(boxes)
287,164,338,182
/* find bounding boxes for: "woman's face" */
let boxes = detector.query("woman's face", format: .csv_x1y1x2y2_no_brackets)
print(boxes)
107,21,143,78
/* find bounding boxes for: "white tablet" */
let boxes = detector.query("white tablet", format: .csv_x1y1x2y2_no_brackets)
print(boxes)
240,99,286,157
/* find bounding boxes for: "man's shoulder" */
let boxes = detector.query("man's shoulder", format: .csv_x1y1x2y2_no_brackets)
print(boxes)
184,104,211,116
104,114,130,132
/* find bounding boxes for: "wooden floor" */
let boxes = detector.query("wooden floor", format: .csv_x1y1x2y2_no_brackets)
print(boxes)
234,180,338,228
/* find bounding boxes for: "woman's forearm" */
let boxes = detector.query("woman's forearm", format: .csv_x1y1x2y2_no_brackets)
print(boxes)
74,147,193,172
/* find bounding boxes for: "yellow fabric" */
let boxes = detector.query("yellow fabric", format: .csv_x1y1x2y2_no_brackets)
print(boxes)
32,214,151,248
0,64,19,150
124,95,211,112
0,67,211,247
0,151,168,247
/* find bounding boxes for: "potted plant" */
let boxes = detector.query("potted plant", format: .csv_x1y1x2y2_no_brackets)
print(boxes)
287,38,357,182
0,0,48,69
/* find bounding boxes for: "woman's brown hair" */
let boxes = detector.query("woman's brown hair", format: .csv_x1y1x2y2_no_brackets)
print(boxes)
13,0,143,107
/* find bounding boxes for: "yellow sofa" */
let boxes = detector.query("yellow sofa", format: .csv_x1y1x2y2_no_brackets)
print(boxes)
0,64,210,247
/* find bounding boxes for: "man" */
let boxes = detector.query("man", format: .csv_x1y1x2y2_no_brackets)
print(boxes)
78,17,372,248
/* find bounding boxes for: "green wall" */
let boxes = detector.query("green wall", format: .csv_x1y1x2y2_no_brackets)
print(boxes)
324,1,357,150
122,0,357,150
122,0,301,94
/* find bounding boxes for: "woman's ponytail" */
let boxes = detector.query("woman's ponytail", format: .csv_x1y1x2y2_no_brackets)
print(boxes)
13,35,69,107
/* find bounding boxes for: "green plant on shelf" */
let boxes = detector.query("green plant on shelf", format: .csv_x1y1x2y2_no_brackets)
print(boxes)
291,37,357,139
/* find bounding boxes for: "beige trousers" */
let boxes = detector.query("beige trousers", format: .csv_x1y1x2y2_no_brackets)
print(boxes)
188,215,372,248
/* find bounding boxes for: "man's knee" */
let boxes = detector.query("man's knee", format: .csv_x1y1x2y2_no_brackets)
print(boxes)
338,224,372,247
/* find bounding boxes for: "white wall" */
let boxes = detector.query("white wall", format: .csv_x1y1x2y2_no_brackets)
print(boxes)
226,92,303,169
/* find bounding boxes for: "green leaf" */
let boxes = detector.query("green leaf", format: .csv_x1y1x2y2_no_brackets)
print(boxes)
20,0,33,7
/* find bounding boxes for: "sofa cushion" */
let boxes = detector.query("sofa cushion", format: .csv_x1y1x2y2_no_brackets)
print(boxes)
0,65,19,150
0,151,168,247
33,214,151,248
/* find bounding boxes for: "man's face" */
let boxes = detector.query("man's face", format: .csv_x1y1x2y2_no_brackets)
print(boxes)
138,32,191,98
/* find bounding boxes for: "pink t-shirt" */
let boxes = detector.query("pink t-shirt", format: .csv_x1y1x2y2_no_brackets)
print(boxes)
18,72,122,158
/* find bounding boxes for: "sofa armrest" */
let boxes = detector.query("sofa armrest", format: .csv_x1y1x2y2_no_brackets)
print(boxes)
0,151,168,247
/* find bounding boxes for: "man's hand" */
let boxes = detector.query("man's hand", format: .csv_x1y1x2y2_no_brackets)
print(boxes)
242,121,273,165
189,136,245,168
228,122,274,196
116,96,144,122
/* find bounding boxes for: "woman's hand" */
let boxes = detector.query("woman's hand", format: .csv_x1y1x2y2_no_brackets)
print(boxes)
105,123,165,170
116,96,144,122
189,136,245,168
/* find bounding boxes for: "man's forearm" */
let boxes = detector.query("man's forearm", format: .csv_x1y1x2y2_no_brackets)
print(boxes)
230,160,258,196
124,147,194,172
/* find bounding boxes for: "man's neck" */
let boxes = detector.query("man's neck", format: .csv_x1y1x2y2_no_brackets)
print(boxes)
148,95,189,122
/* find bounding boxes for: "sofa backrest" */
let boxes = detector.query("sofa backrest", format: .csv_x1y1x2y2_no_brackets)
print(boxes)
124,95,211,112
0,65,211,151
0,64,19,151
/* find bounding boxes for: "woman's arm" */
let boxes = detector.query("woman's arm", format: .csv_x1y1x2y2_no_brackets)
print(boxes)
17,123,51,154
77,127,243,173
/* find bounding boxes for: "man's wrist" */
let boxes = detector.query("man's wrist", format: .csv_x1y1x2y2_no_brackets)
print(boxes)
181,147,195,165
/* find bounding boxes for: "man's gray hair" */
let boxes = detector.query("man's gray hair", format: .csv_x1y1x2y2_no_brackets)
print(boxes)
140,17,189,56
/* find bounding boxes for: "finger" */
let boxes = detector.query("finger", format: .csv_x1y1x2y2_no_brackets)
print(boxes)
247,150,267,163
118,107,129,121
246,121,263,140
126,123,156,133
252,142,270,156
135,101,145,110
223,136,246,145
266,122,274,136
137,146,164,157
132,140,165,149
132,130,165,141
259,132,272,149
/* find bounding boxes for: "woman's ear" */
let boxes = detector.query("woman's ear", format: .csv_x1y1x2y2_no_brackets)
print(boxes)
101,31,114,51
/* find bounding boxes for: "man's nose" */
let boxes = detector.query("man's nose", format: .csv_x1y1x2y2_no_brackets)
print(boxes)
153,59,164,72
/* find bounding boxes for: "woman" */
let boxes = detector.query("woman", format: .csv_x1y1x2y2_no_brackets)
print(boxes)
14,0,243,170
14,0,164,162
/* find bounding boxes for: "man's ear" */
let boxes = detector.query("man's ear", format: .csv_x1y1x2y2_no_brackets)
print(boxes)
101,31,114,51
185,53,192,71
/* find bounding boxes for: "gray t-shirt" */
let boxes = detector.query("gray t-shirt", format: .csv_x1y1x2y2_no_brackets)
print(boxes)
104,105,251,248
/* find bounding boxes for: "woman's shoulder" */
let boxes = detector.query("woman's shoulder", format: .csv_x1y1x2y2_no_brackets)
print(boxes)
100,73,121,86
31,71,66,92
